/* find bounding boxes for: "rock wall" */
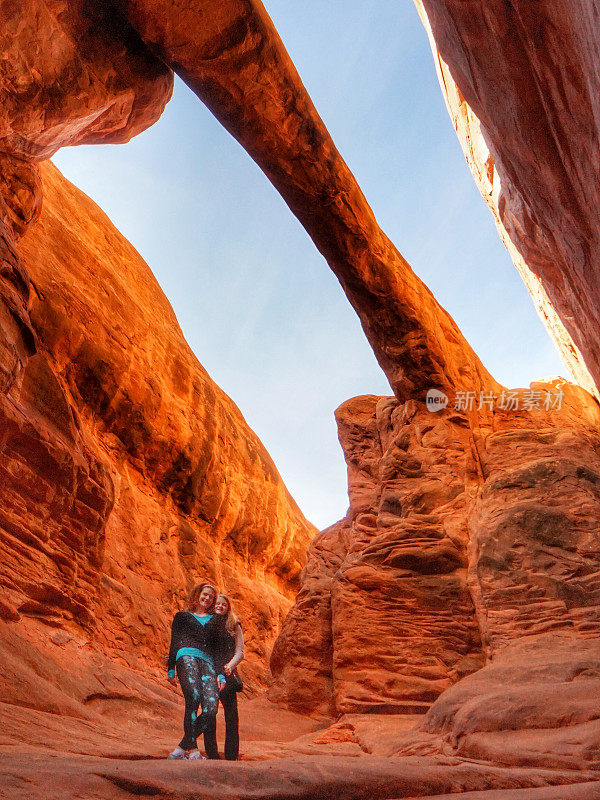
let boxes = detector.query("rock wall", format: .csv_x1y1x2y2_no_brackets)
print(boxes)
268,5,600,768
0,0,172,449
0,159,316,700
413,0,600,401
0,0,317,706
271,395,485,716
2,0,600,781
272,380,600,749
0,0,173,159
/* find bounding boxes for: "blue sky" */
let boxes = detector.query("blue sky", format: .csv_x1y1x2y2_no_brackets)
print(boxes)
53,0,566,530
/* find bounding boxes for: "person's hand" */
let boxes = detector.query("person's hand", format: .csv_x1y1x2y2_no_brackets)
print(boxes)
168,675,178,687
217,677,226,691
224,661,233,676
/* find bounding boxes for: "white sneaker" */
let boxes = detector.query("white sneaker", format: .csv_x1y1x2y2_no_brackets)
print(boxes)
168,746,187,759
186,749,206,761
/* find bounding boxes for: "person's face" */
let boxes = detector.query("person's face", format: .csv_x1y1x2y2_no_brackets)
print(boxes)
214,596,230,615
196,586,216,612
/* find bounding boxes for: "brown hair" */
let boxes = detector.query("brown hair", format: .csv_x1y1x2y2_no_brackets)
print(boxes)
216,594,240,636
186,582,217,613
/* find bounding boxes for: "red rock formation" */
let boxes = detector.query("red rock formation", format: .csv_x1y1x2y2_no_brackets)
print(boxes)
271,395,485,716
0,154,42,406
273,380,600,769
0,3,318,708
271,395,482,715
110,0,500,404
270,519,350,717
413,0,600,400
0,0,168,433
0,161,316,708
0,0,172,159
0,0,173,452
3,748,598,800
395,635,600,772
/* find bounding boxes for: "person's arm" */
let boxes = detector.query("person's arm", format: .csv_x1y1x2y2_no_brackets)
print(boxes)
212,616,229,688
167,612,183,680
225,624,244,673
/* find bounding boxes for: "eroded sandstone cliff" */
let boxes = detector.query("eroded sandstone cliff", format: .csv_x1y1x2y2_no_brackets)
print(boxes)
0,1,318,715
0,159,316,706
271,380,600,768
271,395,484,716
0,0,172,413
413,0,600,400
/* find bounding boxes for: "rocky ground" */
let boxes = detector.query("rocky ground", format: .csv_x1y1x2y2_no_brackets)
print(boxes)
1,694,599,800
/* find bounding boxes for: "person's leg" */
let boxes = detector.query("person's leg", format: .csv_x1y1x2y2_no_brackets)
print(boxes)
203,702,220,759
222,689,239,760
193,663,219,741
176,656,204,751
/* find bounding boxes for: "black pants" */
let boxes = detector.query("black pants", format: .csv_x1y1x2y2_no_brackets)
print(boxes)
203,686,239,760
176,656,219,750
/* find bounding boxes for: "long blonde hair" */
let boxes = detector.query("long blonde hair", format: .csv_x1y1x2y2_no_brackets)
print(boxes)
217,594,240,635
186,582,217,613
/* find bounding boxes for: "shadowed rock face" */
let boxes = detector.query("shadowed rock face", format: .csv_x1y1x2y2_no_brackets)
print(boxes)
272,381,600,767
271,395,485,717
414,0,600,400
0,0,173,160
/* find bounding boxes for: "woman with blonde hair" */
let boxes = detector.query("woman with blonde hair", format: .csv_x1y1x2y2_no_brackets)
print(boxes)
203,593,244,760
166,582,231,760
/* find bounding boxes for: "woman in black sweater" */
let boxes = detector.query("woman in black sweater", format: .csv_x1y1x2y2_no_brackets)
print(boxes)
203,594,245,760
166,583,231,760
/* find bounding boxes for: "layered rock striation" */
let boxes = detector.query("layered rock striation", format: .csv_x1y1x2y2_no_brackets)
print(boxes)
271,395,485,716
0,0,172,430
255,0,600,772
0,1,317,709
272,380,600,768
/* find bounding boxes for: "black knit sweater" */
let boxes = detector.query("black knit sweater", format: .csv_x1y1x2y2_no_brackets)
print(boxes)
167,611,230,676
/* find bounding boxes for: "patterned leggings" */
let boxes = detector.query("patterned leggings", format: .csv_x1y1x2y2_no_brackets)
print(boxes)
176,656,219,750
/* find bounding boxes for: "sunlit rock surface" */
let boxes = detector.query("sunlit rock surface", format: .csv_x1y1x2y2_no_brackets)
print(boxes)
0,0,172,440
0,0,172,160
1,162,316,702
